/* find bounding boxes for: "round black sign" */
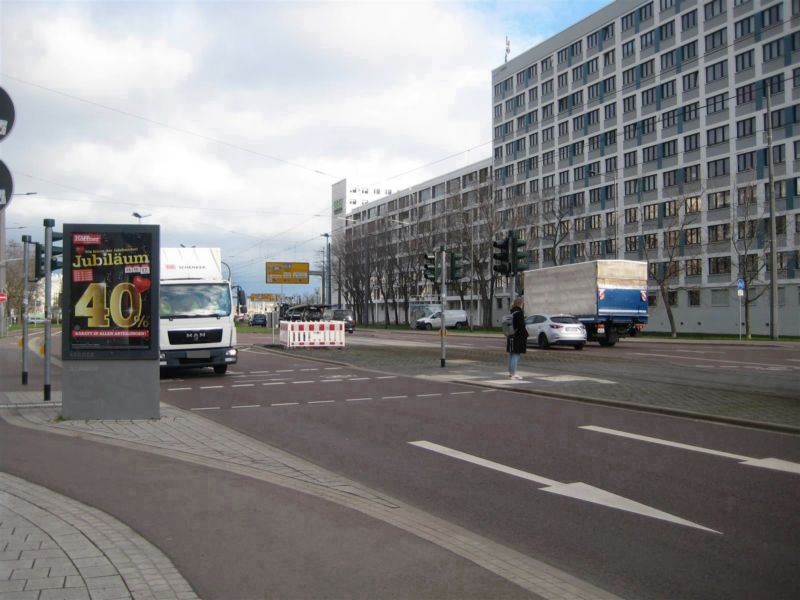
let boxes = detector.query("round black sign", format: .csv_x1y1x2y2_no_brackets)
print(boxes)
0,160,13,210
0,87,15,141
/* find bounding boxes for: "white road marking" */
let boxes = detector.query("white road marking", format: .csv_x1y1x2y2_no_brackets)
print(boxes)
167,387,191,391
450,391,475,395
191,406,220,411
349,377,370,381
537,375,616,384
292,380,314,384
382,395,407,400
581,425,800,475
376,376,397,379
417,393,441,397
200,385,223,390
630,352,792,369
345,397,372,402
410,441,720,534
249,370,272,374
674,350,724,354
272,402,299,406
309,400,335,404
324,367,343,370
232,404,260,409
232,384,254,388
276,369,295,372
320,379,343,383
262,382,286,386
301,368,319,371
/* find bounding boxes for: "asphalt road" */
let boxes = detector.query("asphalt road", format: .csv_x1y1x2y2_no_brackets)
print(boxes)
161,346,800,600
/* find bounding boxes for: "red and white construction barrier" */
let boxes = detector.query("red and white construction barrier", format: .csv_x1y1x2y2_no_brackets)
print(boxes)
280,321,346,348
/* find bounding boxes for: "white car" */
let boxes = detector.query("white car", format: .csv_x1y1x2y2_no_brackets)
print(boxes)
415,310,468,330
525,314,586,350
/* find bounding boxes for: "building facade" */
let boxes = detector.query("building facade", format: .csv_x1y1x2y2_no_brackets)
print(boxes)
491,0,799,335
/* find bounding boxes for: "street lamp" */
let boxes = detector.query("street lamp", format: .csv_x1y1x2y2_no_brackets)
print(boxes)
132,212,151,224
321,233,331,305
0,192,37,338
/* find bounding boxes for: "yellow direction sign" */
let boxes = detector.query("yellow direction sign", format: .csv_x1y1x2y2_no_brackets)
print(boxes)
266,262,309,285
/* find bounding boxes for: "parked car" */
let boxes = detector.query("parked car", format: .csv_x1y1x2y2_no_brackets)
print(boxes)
525,314,586,350
250,313,267,327
322,308,355,333
415,310,468,330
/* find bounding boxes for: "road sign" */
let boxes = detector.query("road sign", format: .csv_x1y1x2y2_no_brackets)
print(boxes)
0,86,14,141
0,292,7,303
737,289,744,297
265,261,309,285
737,278,745,290
0,160,12,209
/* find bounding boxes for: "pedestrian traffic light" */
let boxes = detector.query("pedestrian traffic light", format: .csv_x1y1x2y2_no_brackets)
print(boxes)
492,235,511,275
51,231,63,271
34,242,45,280
511,232,528,274
448,251,464,282
423,252,438,282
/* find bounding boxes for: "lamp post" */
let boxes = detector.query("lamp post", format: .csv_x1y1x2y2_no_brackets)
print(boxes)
321,233,330,305
132,212,151,224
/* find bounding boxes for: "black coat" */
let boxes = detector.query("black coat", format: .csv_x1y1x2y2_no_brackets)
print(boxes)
506,307,528,354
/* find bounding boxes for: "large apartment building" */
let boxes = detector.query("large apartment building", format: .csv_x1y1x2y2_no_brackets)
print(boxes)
492,0,799,335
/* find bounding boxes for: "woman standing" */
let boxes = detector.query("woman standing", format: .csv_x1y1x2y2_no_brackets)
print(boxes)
506,297,528,379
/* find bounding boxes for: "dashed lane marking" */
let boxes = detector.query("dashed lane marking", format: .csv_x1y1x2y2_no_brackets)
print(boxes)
232,384,255,388
300,368,319,371
345,397,373,402
262,382,286,386
292,380,314,384
450,391,475,395
232,404,260,409
381,395,407,400
376,376,397,379
308,400,335,404
272,402,299,406
200,385,224,390
191,406,220,411
349,377,370,381
167,387,191,391
417,393,441,397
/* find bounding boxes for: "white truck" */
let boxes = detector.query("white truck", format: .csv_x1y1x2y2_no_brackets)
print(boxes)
523,260,648,347
414,309,469,330
159,247,245,374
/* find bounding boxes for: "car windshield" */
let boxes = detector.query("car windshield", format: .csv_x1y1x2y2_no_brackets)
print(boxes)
333,310,352,320
551,316,580,324
160,283,232,318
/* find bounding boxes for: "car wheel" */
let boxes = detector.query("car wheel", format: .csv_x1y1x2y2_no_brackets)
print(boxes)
574,343,585,350
538,333,549,349
454,322,463,329
426,323,432,330
213,365,228,375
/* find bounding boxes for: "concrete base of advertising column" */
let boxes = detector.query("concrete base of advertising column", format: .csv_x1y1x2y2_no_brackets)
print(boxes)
62,360,160,420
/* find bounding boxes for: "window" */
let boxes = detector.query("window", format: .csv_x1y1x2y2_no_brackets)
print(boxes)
622,11,636,31
685,228,701,246
659,20,675,40
663,170,679,187
682,9,697,31
541,56,553,72
706,60,727,83
623,95,636,113
737,117,756,140
558,121,569,137
683,71,699,92
661,0,675,9
705,28,727,52
625,236,639,252
587,31,600,49
625,179,639,195
686,196,701,213
661,50,676,71
642,87,657,106
734,16,754,40
663,109,678,128
623,67,637,86
708,224,730,242
625,207,639,223
707,158,729,178
643,145,659,162
624,151,637,168
708,93,728,115
558,73,568,89
642,175,657,192
604,102,617,120
542,79,553,95
529,132,538,147
704,0,725,21
588,83,601,100
643,204,659,220
603,76,615,93
623,40,635,58
709,256,731,275
738,151,756,172
641,30,655,50
763,40,783,62
662,139,677,157
735,50,754,72
661,79,676,99
686,259,702,276
664,230,679,246
707,125,728,145
640,59,655,79
640,2,653,20
682,40,698,61
624,123,638,140
645,233,658,249
688,289,701,306
684,164,700,182
736,83,755,105
708,190,730,208
604,50,615,67
761,3,783,27
641,116,657,134
684,102,699,122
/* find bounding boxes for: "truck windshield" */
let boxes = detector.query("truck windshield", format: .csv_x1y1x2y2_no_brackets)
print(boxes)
160,284,231,318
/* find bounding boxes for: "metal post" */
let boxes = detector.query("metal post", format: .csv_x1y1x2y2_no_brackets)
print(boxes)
0,208,6,338
440,245,446,368
765,85,779,341
21,235,30,384
43,218,54,401
326,234,331,307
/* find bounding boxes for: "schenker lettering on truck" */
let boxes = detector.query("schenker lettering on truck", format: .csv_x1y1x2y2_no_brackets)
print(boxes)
159,247,245,375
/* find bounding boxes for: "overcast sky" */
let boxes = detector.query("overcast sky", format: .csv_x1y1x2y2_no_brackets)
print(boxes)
1,0,608,297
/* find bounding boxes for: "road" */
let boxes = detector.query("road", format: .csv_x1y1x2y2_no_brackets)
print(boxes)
160,340,800,600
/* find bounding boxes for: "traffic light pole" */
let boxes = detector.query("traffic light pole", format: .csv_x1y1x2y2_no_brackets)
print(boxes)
43,218,54,401
21,235,30,385
440,246,446,368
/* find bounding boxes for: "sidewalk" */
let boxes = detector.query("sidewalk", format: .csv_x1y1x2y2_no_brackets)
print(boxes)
0,334,620,600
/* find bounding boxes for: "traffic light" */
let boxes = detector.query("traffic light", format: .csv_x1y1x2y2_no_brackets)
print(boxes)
423,252,438,282
34,242,45,280
448,251,463,282
51,231,63,271
511,232,528,274
492,235,511,275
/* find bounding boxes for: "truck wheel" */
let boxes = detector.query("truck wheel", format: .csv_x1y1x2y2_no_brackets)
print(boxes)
213,365,228,375
598,336,617,347
538,333,550,349
454,322,463,329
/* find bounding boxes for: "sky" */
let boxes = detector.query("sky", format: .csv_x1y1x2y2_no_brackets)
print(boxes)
1,0,609,298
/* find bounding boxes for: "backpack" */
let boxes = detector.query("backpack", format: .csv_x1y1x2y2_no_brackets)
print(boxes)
501,314,516,337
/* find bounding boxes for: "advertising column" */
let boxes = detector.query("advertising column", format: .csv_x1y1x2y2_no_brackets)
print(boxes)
61,224,160,419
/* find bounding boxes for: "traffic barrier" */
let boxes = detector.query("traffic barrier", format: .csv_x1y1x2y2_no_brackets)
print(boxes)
280,320,345,348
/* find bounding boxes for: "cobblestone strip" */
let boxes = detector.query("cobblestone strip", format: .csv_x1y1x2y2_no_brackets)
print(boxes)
0,472,198,600
3,407,621,600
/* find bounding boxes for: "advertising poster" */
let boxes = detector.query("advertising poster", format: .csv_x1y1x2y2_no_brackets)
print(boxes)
62,224,160,360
